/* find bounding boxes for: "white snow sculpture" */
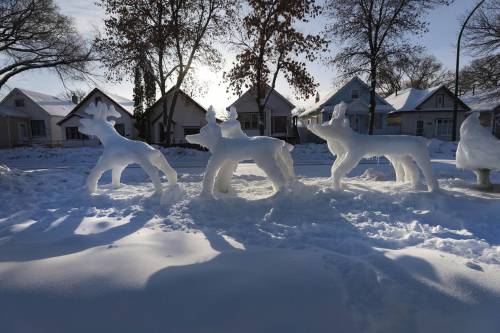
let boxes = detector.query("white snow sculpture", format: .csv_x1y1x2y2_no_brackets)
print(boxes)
307,102,438,192
185,108,295,197
213,106,295,193
79,102,177,194
456,112,500,188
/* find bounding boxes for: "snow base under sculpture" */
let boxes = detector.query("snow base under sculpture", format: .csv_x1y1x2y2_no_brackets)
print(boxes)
79,102,177,194
186,108,294,197
308,102,438,192
456,112,500,188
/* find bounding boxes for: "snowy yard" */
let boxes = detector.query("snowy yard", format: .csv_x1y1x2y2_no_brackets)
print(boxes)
1,142,500,333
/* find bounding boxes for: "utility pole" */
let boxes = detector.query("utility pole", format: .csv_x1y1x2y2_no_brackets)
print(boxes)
452,0,485,141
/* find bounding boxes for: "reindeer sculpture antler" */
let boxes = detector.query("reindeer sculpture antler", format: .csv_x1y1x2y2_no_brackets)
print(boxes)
228,106,238,121
206,106,217,124
85,101,121,123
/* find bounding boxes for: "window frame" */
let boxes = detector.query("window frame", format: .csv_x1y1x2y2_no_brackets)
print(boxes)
30,120,46,137
435,118,452,137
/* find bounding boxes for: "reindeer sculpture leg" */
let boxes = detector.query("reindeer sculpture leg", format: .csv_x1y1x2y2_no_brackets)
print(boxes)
201,156,224,197
150,152,177,185
400,156,420,187
112,164,127,189
387,157,405,183
412,151,438,192
139,161,163,194
255,155,287,191
332,152,362,190
87,156,110,193
276,147,295,184
215,161,238,193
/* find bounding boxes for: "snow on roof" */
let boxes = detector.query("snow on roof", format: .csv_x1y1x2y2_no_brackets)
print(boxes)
385,86,442,112
0,105,29,118
300,76,393,117
16,88,74,117
461,88,500,112
101,90,134,115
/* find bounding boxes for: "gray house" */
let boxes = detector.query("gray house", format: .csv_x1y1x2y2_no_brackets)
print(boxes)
0,88,74,147
386,85,469,140
299,77,394,139
226,84,296,141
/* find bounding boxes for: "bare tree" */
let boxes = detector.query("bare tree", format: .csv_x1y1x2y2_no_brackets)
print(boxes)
0,0,94,91
224,0,327,136
324,0,450,134
378,52,452,96
59,88,87,104
96,0,236,146
463,0,500,56
460,53,500,95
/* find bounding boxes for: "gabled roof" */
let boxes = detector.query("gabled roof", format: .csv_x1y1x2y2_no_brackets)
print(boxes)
461,88,500,112
57,88,134,125
0,105,29,118
146,86,221,122
226,84,295,111
386,85,469,112
3,88,74,117
300,76,391,117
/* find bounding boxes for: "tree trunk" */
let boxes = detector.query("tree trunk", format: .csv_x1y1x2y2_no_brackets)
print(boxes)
258,103,265,136
165,86,181,146
368,62,377,135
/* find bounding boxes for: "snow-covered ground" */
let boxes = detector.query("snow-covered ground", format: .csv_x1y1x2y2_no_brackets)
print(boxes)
1,142,500,332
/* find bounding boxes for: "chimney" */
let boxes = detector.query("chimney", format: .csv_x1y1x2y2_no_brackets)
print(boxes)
315,92,320,103
71,93,78,104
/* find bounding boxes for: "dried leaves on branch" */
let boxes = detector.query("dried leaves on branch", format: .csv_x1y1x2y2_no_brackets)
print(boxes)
225,0,327,135
96,0,236,146
0,0,94,90
324,0,450,134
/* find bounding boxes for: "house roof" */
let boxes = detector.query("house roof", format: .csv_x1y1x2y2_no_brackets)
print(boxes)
461,88,500,112
5,88,74,117
0,105,29,118
57,88,134,125
300,76,392,117
146,86,221,122
386,85,469,113
226,84,296,111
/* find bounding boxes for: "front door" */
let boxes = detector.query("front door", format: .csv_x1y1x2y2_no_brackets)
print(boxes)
17,122,29,142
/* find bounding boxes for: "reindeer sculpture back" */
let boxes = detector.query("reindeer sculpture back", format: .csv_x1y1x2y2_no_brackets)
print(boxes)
79,102,177,195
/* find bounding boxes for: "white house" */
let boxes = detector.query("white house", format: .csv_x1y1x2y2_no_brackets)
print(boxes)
57,88,135,147
146,87,215,145
0,88,74,147
299,77,394,141
226,84,296,141
461,88,500,138
386,85,470,141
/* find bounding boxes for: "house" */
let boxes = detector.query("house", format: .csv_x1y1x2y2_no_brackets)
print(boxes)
146,87,214,145
57,88,135,147
299,77,394,140
386,85,470,141
461,88,500,138
0,88,74,147
226,84,296,141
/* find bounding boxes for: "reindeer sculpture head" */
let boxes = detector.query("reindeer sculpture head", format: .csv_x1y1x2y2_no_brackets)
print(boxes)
185,107,222,150
79,102,121,138
220,106,247,139
307,102,351,139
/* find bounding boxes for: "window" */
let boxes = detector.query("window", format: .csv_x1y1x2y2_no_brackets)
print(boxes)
272,116,288,134
436,94,445,108
114,123,125,136
416,120,424,136
435,118,452,137
15,99,25,107
94,96,102,105
239,112,261,130
65,127,88,140
184,127,199,136
351,89,360,100
30,120,46,137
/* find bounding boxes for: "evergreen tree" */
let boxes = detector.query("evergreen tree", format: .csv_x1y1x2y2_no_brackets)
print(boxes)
133,64,144,116
143,65,156,110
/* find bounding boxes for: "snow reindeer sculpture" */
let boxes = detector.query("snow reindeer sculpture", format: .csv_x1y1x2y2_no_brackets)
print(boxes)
213,106,295,193
307,102,438,192
456,112,500,189
186,108,294,197
79,102,177,194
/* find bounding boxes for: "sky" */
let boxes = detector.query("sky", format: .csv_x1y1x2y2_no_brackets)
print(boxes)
0,0,479,115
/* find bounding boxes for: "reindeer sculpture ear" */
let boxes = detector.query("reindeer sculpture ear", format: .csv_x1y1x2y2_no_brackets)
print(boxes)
229,106,238,121
331,102,348,122
206,106,217,124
